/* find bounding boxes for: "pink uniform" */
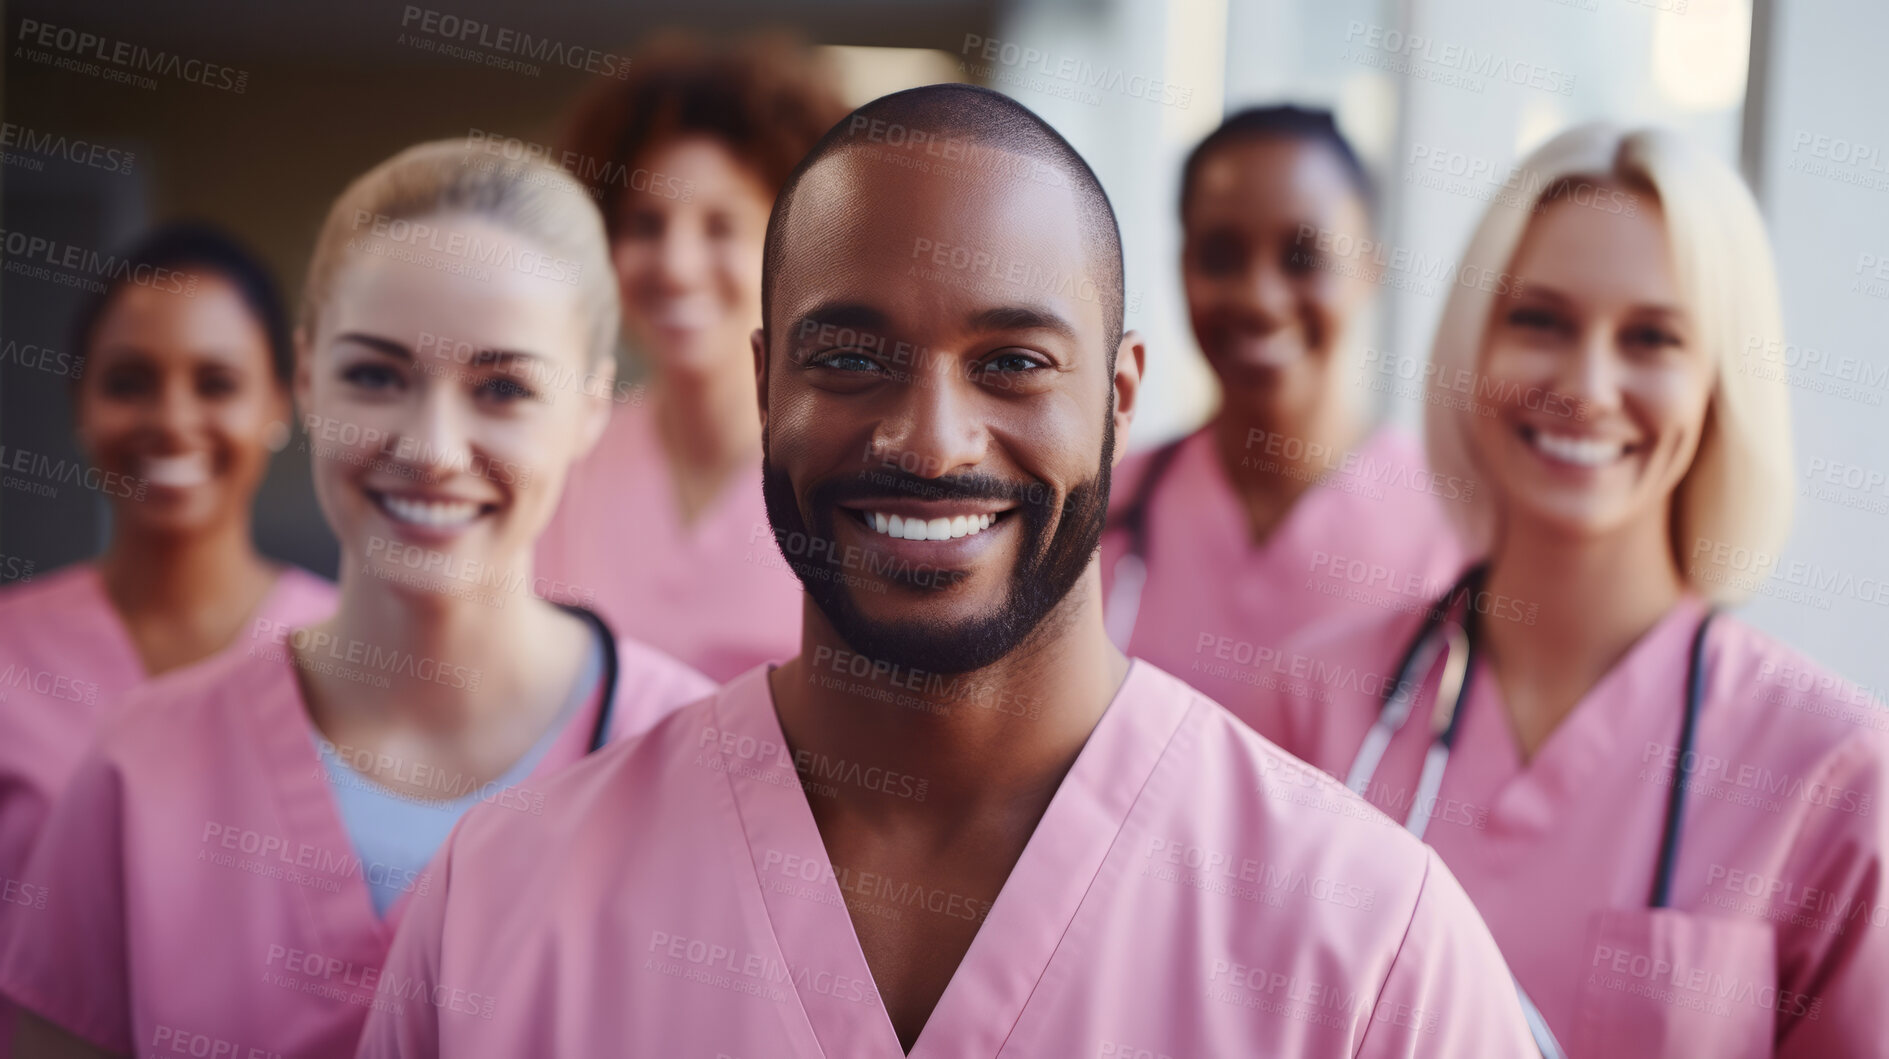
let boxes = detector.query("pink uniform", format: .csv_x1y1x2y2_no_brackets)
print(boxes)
0,562,336,885
1100,426,1465,740
535,402,804,681
358,660,1536,1057
1259,597,1889,1057
0,624,712,1058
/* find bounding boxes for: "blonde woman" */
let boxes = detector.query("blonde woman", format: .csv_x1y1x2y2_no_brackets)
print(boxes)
0,141,712,1058
1252,124,1887,1056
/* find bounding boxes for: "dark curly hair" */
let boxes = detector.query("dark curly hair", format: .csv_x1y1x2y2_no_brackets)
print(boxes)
557,31,851,241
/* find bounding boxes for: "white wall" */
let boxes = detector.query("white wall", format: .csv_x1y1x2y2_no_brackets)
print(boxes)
1744,0,1889,698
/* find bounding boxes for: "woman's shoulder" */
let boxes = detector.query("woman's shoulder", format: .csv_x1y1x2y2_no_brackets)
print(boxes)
1703,610,1888,777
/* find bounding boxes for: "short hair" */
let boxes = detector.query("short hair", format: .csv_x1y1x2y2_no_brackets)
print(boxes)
73,221,292,384
1423,122,1792,605
558,31,849,241
762,83,1125,356
301,139,618,365
1179,105,1373,219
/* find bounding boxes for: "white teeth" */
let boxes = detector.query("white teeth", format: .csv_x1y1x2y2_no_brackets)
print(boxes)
1531,430,1624,468
379,494,482,528
142,453,211,488
862,510,1002,541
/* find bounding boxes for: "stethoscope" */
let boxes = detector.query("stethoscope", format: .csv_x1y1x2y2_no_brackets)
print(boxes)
1102,437,1187,649
562,604,622,753
1358,564,1717,1058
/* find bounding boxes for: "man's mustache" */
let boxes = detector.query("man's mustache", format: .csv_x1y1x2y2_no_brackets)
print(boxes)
816,467,1053,510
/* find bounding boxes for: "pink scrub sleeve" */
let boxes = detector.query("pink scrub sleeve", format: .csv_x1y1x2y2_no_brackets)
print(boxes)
1363,847,1537,1058
0,750,134,1052
1769,726,1889,1057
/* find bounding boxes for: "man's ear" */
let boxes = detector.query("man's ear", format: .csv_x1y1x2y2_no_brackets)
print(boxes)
751,326,770,432
1110,329,1147,468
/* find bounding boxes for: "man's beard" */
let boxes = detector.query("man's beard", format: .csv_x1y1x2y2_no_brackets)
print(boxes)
762,418,1113,676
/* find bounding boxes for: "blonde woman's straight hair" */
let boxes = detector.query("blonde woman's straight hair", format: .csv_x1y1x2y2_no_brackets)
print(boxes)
1423,122,1792,605
300,138,619,365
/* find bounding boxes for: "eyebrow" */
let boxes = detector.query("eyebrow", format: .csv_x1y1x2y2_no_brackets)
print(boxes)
334,332,548,366
786,303,893,341
967,304,1081,344
1513,285,1687,319
784,301,1083,348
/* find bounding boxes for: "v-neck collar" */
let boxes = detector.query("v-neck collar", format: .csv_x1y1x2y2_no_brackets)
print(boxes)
80,562,307,685
241,645,609,953
1455,595,1709,823
712,660,1191,1058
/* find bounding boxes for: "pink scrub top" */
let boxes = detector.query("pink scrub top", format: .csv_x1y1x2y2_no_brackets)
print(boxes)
1099,426,1465,741
1258,597,1889,1058
357,660,1536,1057
0,625,712,1058
0,562,336,883
535,402,804,682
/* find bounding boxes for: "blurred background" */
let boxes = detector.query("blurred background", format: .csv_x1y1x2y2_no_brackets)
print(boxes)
4,0,1885,692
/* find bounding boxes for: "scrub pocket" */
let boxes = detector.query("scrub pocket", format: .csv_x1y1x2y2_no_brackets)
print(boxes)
1569,907,1779,1059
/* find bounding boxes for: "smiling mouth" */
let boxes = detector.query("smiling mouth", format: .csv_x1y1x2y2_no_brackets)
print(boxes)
846,507,1014,542
370,490,497,529
140,453,212,488
1520,425,1636,469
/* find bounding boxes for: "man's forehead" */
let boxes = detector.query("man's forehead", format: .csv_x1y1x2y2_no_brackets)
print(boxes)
773,145,1099,331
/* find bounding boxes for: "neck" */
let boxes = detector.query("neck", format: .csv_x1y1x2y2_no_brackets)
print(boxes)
316,548,567,728
1480,509,1687,757
770,566,1129,823
651,364,763,477
97,514,273,616
1210,389,1364,537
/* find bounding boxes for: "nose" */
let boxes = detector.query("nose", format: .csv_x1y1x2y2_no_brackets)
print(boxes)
1236,257,1293,333
149,373,205,448
1559,327,1625,420
653,220,709,292
394,386,477,482
868,362,988,481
